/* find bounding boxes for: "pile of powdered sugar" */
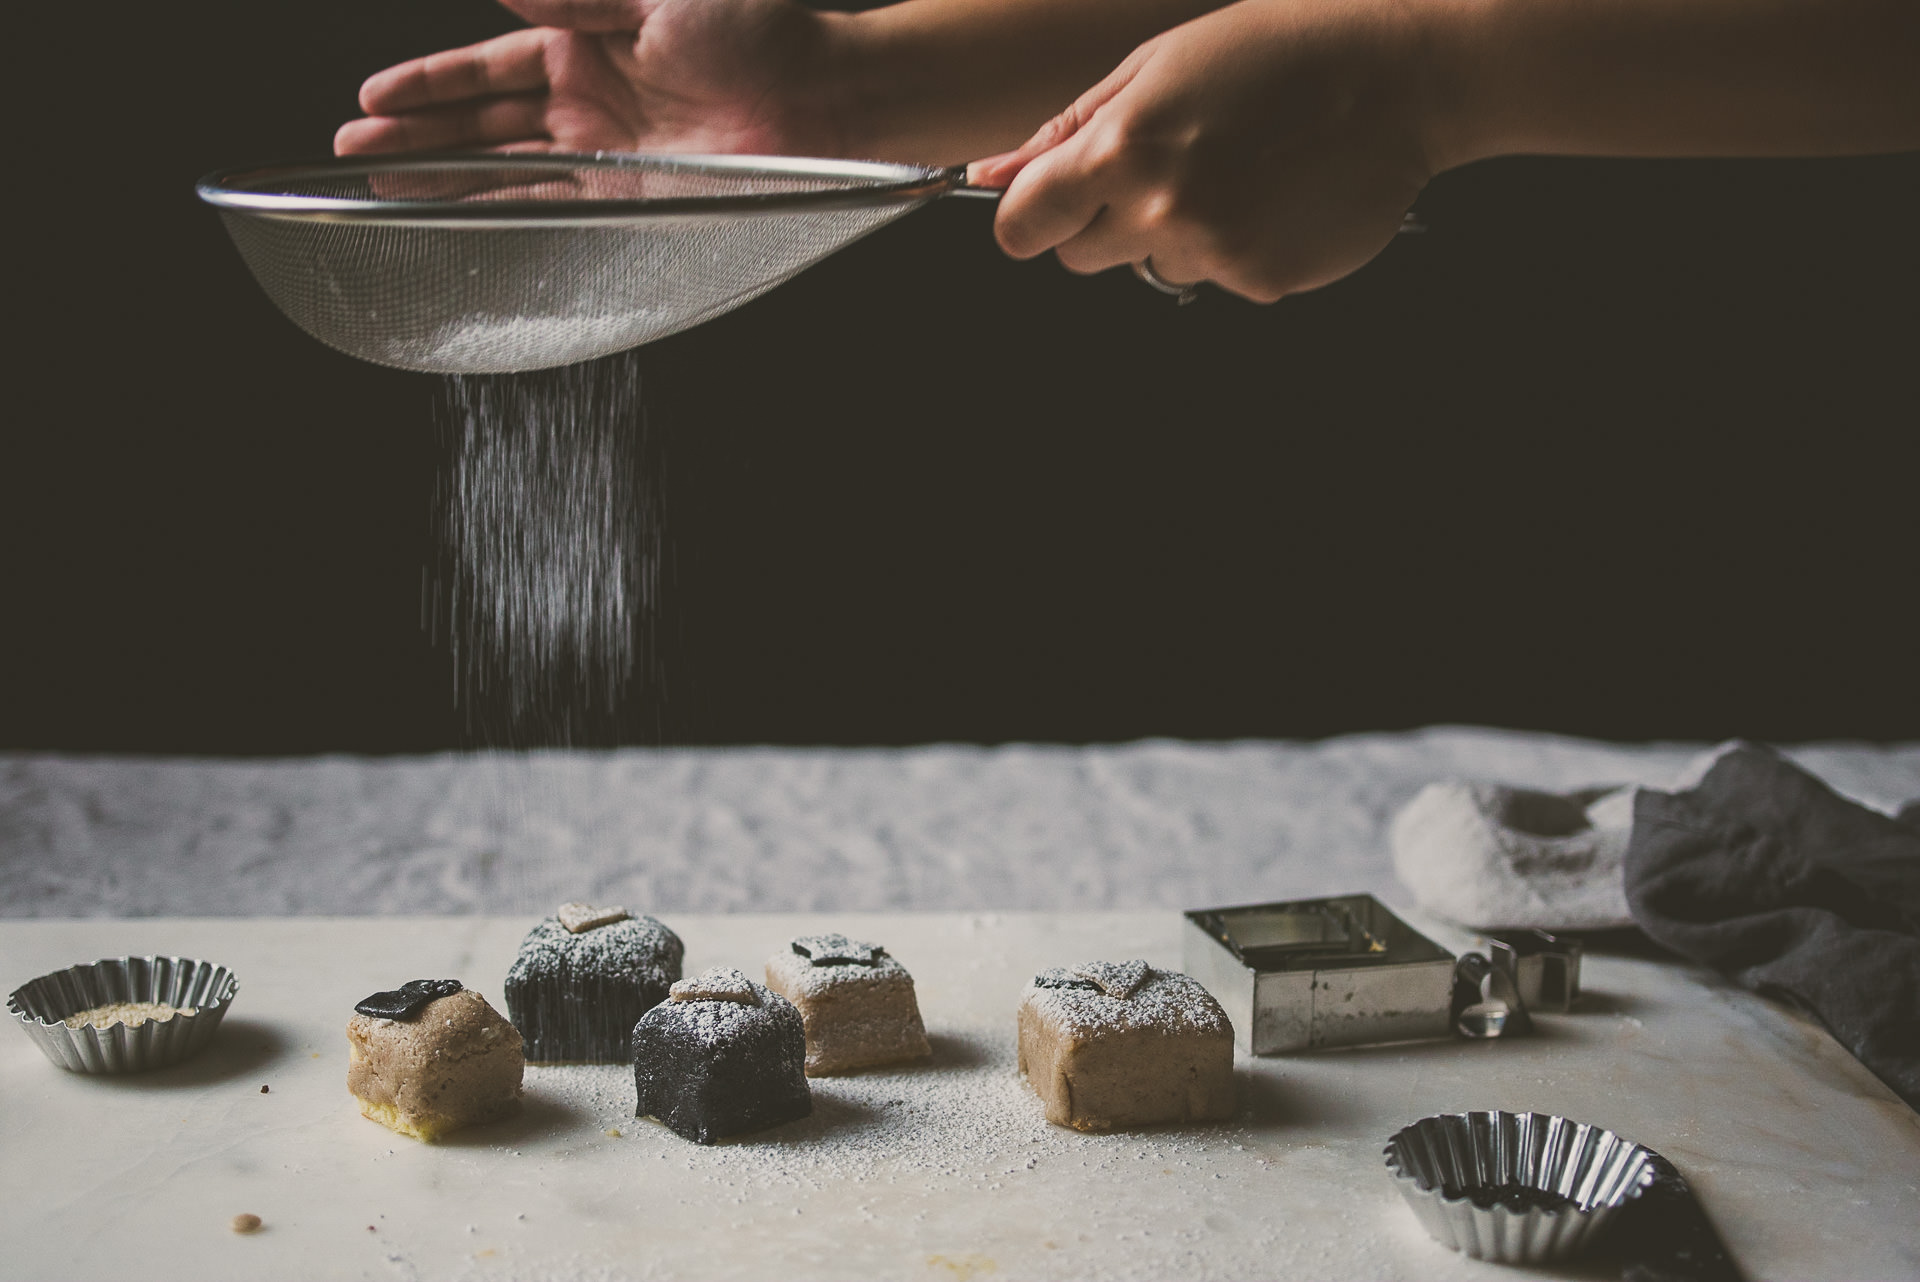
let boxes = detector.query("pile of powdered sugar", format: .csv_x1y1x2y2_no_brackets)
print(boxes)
528,1024,1256,1193
404,313,659,375
499,1023,1378,1280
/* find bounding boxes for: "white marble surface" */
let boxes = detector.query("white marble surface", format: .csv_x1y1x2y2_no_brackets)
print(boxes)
4,913,1917,1282
7,729,1920,918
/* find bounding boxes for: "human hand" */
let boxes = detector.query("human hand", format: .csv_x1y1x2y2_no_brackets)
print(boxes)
968,0,1440,302
335,0,846,158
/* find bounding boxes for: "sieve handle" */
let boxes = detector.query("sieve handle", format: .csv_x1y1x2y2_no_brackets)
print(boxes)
944,167,1004,199
942,167,1426,231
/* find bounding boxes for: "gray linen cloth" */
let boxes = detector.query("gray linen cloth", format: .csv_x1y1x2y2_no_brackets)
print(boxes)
1626,743,1920,1109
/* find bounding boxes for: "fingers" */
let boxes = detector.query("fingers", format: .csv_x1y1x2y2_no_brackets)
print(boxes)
496,0,646,33
968,46,1149,193
992,105,1271,299
984,47,1160,258
335,93,551,156
965,153,1019,193
343,29,554,155
359,28,553,115
1052,200,1191,282
991,132,1124,261
967,106,1087,192
984,42,1290,302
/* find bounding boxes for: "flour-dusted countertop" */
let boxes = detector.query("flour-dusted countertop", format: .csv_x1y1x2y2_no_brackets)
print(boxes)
8,729,1920,917
3,912,1917,1282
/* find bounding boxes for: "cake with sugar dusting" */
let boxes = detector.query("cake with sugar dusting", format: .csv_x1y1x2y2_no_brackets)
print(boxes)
347,979,523,1141
764,933,931,1075
1017,960,1235,1132
504,903,684,1063
632,967,812,1144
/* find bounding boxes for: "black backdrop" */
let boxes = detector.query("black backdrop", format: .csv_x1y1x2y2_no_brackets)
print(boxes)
3,0,1916,753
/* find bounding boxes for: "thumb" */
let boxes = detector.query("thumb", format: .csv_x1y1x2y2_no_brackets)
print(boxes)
496,0,648,32
966,44,1152,189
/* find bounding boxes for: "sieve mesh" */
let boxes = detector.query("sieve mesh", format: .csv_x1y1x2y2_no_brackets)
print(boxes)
199,153,963,374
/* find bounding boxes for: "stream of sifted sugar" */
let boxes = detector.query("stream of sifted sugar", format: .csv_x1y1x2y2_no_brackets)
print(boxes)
426,349,664,749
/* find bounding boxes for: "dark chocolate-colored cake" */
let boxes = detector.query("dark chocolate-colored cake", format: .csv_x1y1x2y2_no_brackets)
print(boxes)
632,967,812,1145
504,903,683,1064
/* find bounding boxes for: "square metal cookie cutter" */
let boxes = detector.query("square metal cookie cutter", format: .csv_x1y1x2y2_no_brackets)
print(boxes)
1484,929,1583,1013
1183,894,1457,1054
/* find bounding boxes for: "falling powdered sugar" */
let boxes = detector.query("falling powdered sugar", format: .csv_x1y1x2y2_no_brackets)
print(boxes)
427,348,665,747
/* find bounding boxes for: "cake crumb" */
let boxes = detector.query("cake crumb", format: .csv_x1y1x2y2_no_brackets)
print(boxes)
605,1127,623,1138
231,1213,263,1235
63,1001,195,1030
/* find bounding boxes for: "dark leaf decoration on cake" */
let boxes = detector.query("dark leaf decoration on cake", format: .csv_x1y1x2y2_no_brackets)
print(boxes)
355,979,464,1020
1031,967,1101,991
1071,960,1152,999
791,933,886,966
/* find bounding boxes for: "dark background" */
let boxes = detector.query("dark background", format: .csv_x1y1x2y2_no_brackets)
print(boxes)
4,1,1916,754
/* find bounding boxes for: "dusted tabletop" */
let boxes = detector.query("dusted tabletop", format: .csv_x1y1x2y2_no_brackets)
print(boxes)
4,911,1918,1281
6,730,1919,1278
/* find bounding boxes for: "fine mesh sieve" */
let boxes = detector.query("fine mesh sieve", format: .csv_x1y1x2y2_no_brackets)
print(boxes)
197,152,986,374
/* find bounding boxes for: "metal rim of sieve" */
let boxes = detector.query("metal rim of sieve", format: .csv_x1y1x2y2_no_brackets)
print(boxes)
196,151,970,228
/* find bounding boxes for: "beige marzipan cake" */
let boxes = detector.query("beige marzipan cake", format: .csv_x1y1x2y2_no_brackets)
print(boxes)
1017,960,1235,1132
764,934,930,1075
347,985,524,1141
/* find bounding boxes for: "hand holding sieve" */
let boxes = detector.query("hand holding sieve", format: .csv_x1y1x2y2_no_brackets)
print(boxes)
198,151,1420,375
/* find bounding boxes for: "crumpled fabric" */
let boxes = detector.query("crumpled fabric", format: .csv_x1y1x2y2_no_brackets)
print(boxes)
1625,742,1920,1109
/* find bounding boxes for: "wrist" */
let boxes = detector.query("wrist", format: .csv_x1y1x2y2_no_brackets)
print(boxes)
1406,0,1512,173
755,7,870,159
810,10,881,159
811,4,969,164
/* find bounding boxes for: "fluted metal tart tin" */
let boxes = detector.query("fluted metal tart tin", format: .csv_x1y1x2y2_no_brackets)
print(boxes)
8,956,238,1073
1384,1110,1657,1264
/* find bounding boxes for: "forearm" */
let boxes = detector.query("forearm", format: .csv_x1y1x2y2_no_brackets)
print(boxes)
822,0,1232,163
1429,0,1920,169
